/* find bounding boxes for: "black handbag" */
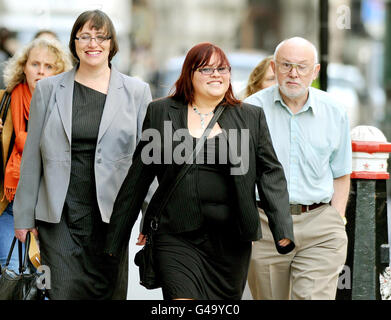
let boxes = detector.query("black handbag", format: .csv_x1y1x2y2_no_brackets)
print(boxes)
134,230,158,289
0,233,45,300
134,105,226,289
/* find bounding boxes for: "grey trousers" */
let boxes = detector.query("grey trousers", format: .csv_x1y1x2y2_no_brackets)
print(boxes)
248,205,347,300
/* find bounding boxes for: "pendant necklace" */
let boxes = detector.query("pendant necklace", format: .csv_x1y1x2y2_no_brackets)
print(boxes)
192,105,214,129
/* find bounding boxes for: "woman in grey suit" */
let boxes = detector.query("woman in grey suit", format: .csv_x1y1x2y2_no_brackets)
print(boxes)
13,10,152,299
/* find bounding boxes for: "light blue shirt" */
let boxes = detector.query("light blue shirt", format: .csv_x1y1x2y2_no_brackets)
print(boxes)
245,85,352,205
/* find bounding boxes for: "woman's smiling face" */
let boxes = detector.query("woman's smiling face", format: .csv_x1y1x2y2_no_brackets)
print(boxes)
192,52,231,102
75,20,111,68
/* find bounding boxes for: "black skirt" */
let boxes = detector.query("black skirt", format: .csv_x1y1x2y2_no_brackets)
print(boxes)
154,225,251,300
37,204,120,300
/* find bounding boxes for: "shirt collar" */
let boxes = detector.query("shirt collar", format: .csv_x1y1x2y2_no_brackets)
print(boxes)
273,85,317,116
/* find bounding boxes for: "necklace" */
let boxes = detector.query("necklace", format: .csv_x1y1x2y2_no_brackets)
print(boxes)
192,105,214,129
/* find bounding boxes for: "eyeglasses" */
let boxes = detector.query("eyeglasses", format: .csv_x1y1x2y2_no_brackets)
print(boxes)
75,34,111,44
197,66,231,75
275,61,315,76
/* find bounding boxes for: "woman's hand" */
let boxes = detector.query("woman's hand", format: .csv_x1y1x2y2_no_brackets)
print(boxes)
278,238,291,247
15,228,38,243
136,233,146,246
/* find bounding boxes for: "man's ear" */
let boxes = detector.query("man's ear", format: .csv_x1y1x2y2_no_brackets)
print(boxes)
312,63,321,80
270,60,276,73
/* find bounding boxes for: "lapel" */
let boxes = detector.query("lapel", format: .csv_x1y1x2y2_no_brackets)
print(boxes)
55,67,76,144
218,106,249,177
167,98,187,132
218,105,237,133
97,66,124,143
217,105,243,153
55,66,125,144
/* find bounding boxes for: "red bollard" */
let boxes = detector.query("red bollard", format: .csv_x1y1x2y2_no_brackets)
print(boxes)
337,126,391,300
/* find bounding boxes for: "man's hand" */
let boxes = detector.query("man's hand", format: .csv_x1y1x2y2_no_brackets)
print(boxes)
331,174,351,217
0,118,3,133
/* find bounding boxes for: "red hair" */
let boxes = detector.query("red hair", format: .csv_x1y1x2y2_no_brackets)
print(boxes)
170,42,240,106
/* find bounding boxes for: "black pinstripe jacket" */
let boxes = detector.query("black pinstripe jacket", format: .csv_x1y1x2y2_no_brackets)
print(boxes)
104,97,295,256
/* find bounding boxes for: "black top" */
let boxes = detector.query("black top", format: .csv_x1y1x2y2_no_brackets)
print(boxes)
196,133,235,226
158,132,235,232
65,81,106,213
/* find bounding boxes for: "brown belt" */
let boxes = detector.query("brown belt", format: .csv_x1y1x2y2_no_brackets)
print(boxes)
256,202,327,215
290,203,327,215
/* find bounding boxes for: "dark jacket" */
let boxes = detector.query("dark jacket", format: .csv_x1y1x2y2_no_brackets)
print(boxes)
104,97,295,256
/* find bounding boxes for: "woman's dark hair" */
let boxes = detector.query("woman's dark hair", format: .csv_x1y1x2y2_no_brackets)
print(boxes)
171,42,240,106
69,10,119,63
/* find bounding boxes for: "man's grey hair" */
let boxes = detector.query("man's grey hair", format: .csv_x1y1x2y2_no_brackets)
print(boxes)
273,37,319,64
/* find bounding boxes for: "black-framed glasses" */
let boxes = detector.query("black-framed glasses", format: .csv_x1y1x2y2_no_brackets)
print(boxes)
197,66,231,75
275,60,315,76
75,34,111,44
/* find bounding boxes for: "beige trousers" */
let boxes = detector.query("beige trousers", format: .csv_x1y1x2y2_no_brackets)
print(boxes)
248,205,347,300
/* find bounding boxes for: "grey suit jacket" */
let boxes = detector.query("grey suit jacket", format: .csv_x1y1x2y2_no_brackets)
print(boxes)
13,66,152,229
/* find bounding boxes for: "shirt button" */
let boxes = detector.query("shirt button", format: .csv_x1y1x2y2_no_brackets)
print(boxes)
97,148,102,153
97,159,102,164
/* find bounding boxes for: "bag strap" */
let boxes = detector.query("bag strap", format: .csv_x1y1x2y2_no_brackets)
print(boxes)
149,104,226,232
5,237,17,267
4,232,31,274
0,90,11,123
0,90,8,114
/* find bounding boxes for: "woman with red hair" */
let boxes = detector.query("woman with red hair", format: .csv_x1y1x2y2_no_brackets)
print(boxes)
105,42,294,300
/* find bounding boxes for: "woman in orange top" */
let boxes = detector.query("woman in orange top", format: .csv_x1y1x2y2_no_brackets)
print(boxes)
0,37,72,271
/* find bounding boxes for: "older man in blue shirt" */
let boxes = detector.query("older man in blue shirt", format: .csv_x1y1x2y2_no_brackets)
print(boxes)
245,37,351,300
